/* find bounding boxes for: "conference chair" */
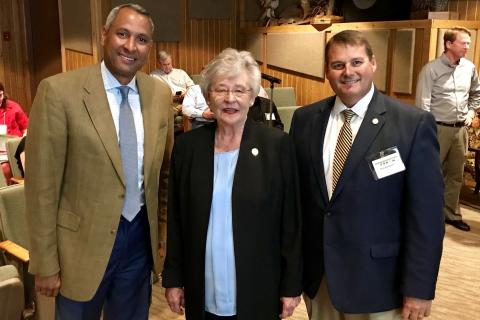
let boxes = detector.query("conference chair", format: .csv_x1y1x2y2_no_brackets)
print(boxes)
0,184,55,320
6,137,23,179
191,74,202,84
268,87,297,108
277,106,299,133
0,264,25,320
0,169,7,188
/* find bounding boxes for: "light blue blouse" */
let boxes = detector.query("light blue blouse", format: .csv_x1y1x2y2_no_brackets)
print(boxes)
204,148,239,316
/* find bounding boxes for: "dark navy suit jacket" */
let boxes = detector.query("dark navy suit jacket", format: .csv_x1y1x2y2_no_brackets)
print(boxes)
290,90,444,313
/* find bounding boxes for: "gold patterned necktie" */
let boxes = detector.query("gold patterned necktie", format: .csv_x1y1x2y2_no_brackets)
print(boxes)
332,109,355,190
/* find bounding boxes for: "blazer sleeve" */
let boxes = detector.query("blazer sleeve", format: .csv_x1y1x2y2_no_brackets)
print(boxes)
279,133,302,297
25,79,68,277
401,111,444,300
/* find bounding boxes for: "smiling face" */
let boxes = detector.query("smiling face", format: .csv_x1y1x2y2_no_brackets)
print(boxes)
326,43,376,108
101,7,153,85
208,72,255,129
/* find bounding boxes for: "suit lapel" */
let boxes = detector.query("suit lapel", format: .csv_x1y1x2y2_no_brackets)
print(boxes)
83,65,125,185
310,99,333,205
330,91,386,202
196,125,216,235
137,73,157,189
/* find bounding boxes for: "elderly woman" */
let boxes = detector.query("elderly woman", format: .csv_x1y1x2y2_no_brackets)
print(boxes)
162,48,302,320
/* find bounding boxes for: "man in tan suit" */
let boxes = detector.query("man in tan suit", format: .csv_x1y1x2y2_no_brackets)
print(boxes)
25,4,172,319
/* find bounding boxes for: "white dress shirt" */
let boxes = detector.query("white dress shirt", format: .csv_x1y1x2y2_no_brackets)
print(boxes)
323,84,374,198
150,68,194,95
101,61,145,201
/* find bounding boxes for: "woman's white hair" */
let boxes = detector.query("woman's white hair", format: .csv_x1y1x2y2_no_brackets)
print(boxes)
200,48,261,99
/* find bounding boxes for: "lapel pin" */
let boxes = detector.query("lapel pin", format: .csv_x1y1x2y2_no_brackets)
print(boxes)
372,118,379,125
251,148,259,156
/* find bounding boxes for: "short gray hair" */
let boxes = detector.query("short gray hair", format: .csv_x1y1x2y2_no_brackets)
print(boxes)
104,3,154,34
158,50,171,62
200,48,261,98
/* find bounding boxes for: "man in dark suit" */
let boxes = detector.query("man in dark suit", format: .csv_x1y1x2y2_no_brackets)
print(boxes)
25,4,172,319
290,30,444,320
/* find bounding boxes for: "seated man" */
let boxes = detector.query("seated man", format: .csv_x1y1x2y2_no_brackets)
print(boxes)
182,84,215,129
150,51,194,105
151,51,195,132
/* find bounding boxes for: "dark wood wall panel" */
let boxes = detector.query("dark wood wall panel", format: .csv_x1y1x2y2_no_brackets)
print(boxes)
65,49,95,72
450,0,480,20
0,0,31,111
150,18,237,76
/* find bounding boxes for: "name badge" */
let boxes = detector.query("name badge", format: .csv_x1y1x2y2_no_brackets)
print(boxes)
265,113,276,120
368,147,405,180
0,124,7,135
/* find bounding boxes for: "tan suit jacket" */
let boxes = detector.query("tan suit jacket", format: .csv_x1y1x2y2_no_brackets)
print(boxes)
25,64,173,301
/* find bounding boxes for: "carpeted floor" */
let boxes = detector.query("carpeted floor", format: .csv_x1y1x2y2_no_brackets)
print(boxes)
150,206,480,320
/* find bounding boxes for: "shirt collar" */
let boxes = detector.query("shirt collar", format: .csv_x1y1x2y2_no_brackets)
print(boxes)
100,61,138,93
332,83,374,119
440,52,463,68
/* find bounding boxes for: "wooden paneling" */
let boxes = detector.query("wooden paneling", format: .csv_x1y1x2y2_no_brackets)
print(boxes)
244,19,480,107
65,49,95,71
450,0,480,20
77,0,238,80
0,0,31,112
150,18,238,76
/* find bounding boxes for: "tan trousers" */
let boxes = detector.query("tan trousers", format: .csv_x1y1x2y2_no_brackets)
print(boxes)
303,279,403,320
436,125,468,221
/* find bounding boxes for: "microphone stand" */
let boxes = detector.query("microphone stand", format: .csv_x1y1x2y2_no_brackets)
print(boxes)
266,80,276,127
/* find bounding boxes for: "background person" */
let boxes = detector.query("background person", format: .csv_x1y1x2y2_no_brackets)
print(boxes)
291,30,444,320
416,26,480,232
151,50,194,104
182,84,216,129
163,48,302,320
25,4,173,319
0,81,29,137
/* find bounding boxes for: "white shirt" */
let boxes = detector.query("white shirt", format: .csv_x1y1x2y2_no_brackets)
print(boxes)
182,85,209,118
150,68,194,95
101,61,145,199
323,84,374,198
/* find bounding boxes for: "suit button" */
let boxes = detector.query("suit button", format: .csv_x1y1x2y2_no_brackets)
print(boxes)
325,212,332,217
110,229,116,234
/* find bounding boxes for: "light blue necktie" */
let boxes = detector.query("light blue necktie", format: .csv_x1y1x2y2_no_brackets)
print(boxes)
118,86,141,221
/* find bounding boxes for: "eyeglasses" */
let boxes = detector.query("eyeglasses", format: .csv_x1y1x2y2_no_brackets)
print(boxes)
211,88,252,98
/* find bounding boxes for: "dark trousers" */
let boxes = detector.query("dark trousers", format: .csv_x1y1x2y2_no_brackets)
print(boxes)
205,312,237,320
55,207,153,320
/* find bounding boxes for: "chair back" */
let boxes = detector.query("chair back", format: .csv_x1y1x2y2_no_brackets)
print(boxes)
0,184,55,319
269,87,296,107
277,106,300,133
0,184,28,249
0,264,24,320
191,74,202,84
0,169,7,188
6,137,22,178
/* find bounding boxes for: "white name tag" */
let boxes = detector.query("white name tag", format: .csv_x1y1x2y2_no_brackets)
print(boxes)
265,113,276,120
369,147,405,180
0,124,7,135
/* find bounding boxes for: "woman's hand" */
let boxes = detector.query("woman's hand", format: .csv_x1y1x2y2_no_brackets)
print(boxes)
165,287,185,315
279,295,301,318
